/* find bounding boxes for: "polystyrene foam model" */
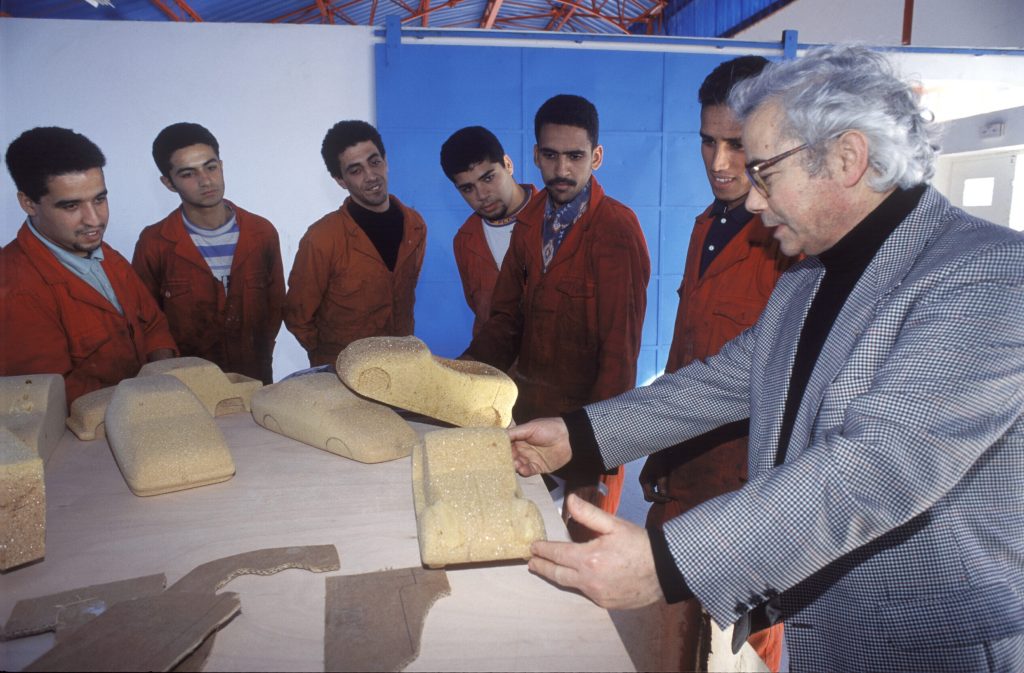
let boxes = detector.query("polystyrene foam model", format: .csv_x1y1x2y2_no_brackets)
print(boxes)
0,427,45,570
105,376,235,496
66,386,115,441
336,336,517,428
413,427,545,567
251,373,417,463
137,357,262,416
1,374,66,465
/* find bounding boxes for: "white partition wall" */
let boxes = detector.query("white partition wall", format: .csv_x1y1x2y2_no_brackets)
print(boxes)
0,18,378,380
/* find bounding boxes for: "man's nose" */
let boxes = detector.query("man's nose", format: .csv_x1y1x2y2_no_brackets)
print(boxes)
745,186,767,214
712,145,731,172
81,202,103,226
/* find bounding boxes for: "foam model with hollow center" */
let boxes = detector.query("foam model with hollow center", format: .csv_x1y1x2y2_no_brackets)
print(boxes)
105,375,235,496
336,336,517,428
251,373,417,463
1,374,66,465
413,427,545,567
0,374,64,571
137,357,262,416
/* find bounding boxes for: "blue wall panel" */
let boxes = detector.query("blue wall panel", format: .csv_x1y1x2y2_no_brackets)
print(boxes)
376,39,729,388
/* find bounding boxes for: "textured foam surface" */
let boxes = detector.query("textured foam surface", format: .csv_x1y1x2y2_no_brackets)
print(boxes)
0,427,46,570
105,376,235,497
66,386,115,441
336,336,517,428
1,374,66,465
251,373,417,463
413,427,545,567
138,357,262,417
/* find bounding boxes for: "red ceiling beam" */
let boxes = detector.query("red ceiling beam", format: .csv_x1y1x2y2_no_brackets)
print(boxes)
316,0,335,23
481,0,506,29
150,0,183,21
173,0,203,21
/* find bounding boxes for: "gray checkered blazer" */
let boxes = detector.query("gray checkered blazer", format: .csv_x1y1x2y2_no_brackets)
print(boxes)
586,186,1024,671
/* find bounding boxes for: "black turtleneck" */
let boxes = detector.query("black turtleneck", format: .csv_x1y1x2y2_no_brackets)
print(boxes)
773,184,926,465
347,198,404,271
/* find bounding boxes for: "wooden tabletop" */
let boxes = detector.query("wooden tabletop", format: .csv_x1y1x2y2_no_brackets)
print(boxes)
0,412,634,672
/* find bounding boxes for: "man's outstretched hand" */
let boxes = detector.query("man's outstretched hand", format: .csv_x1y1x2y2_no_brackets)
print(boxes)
528,494,664,610
508,416,573,476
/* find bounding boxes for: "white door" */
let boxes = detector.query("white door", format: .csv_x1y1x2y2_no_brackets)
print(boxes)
945,152,1016,227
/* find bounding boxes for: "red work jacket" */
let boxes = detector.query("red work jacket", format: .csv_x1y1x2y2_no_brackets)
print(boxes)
468,178,650,421
285,196,426,367
452,214,502,340
0,224,178,405
653,206,794,517
452,186,534,339
132,203,285,383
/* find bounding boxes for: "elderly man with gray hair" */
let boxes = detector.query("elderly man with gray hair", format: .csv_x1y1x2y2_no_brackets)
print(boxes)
509,44,1024,671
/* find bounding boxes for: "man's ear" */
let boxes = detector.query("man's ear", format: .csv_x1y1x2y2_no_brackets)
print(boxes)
503,154,515,176
533,144,540,169
590,144,604,171
160,175,178,193
16,191,38,217
834,130,870,188
333,174,349,191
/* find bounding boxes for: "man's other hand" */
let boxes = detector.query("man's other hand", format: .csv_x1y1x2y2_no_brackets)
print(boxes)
528,494,664,610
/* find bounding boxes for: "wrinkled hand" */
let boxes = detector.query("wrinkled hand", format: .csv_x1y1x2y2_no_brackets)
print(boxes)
639,453,672,504
507,417,572,477
529,494,664,610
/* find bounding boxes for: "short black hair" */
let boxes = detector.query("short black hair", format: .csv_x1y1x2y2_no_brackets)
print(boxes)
5,127,106,202
152,122,220,178
534,94,599,148
321,120,385,179
440,126,506,181
698,55,770,107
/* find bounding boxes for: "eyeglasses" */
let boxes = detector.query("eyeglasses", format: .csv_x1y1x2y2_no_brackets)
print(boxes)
745,144,808,198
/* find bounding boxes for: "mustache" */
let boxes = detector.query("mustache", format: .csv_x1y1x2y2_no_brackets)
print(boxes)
545,178,577,188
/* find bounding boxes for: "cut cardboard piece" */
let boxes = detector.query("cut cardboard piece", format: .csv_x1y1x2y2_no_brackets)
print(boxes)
105,376,235,496
66,385,115,441
1,373,66,465
0,427,46,571
336,336,517,428
251,373,417,463
1,573,167,640
138,357,262,416
413,427,545,567
325,567,450,673
168,544,341,594
23,591,241,672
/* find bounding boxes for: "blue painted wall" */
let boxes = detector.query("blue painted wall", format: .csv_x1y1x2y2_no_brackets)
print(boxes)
376,42,744,386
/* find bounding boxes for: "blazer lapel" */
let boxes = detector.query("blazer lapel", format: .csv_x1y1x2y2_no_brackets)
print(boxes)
784,187,949,461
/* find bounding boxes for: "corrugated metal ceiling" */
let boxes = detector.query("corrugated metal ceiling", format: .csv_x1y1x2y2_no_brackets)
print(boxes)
0,0,790,36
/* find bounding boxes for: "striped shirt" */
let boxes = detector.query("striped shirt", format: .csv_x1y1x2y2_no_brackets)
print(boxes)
182,208,238,290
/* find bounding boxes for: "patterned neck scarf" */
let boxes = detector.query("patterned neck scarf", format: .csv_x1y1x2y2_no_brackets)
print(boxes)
542,178,591,272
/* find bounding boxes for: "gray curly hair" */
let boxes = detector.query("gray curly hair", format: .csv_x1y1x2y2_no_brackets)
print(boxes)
729,44,938,192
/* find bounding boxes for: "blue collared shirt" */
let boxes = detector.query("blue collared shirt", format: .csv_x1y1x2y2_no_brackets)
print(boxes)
26,218,123,315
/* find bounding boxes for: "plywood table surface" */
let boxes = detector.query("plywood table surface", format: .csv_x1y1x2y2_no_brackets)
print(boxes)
0,412,635,672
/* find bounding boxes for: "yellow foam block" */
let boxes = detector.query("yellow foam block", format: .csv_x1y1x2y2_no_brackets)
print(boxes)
0,427,45,570
138,357,262,416
105,376,235,497
0,374,66,465
413,427,545,567
336,336,517,428
251,373,417,463
66,386,115,441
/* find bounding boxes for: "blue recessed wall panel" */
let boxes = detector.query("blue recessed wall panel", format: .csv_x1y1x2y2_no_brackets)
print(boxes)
376,36,769,386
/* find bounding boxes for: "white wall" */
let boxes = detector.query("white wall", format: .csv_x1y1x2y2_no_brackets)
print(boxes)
0,18,378,381
735,0,1024,49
